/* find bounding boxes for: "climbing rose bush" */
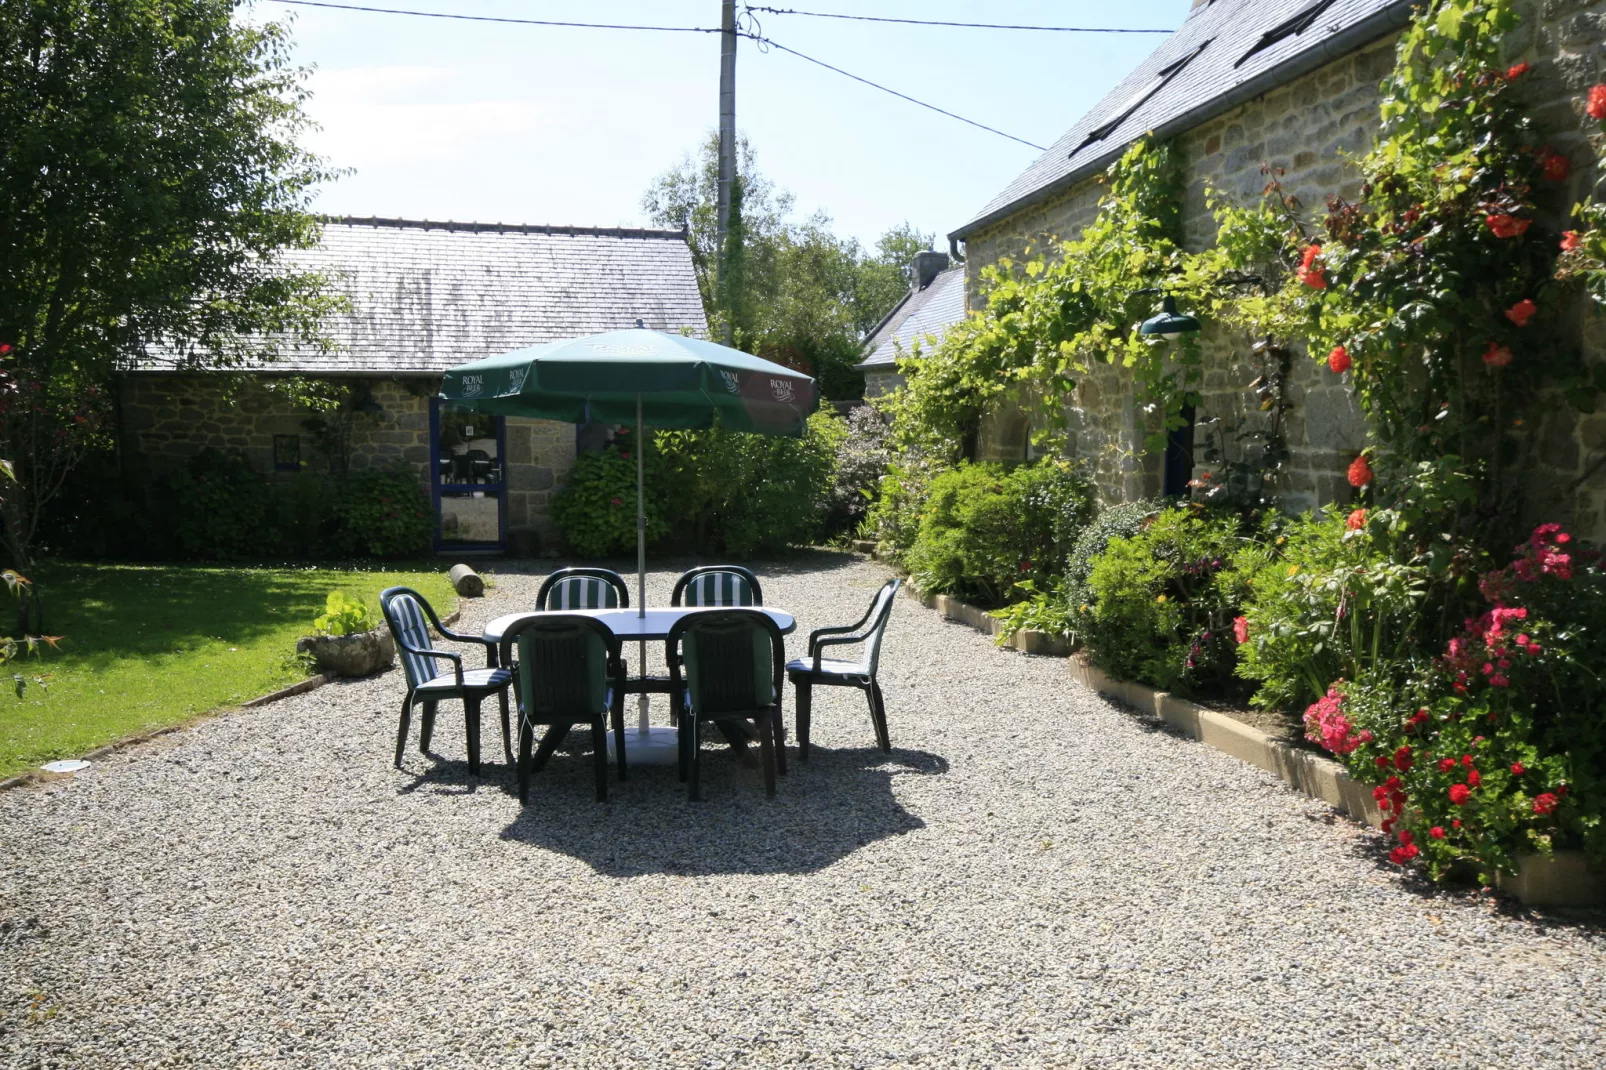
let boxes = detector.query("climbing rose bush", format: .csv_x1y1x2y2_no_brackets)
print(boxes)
1316,525,1606,880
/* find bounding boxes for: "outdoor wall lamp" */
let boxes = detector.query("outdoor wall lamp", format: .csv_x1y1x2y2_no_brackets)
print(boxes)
1137,293,1201,342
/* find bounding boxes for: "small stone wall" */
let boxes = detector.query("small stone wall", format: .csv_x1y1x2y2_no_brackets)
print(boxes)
958,1,1606,531
118,374,574,543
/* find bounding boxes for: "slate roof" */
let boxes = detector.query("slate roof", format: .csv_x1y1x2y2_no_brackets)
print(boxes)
950,0,1415,240
856,266,968,371
139,217,708,374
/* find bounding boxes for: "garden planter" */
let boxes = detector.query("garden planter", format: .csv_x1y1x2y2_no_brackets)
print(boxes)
296,628,395,678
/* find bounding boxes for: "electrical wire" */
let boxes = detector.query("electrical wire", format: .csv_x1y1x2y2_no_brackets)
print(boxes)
261,0,1048,150
745,6,1173,34
266,0,722,33
748,34,1047,150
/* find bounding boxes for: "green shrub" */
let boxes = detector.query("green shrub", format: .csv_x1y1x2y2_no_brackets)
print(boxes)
823,405,890,540
653,410,843,557
1065,498,1165,645
1081,505,1248,695
165,450,271,558
865,449,940,562
313,590,372,636
551,438,669,558
903,459,1096,606
332,468,433,558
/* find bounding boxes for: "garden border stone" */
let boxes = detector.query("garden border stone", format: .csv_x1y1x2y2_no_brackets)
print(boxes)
0,603,462,794
899,580,1604,909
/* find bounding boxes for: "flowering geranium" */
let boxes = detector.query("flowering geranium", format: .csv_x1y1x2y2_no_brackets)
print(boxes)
1504,299,1537,327
1233,615,1249,644
1346,454,1372,488
1588,84,1606,121
1297,244,1327,288
1485,214,1531,238
1538,149,1570,183
1482,342,1513,367
1505,62,1529,80
1345,508,1367,531
1328,345,1351,373
1562,230,1582,252
1303,685,1367,754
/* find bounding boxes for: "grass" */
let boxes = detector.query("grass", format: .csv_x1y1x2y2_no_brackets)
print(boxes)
0,561,457,780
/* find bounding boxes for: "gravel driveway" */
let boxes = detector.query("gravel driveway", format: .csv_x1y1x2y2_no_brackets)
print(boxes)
3,551,1604,1068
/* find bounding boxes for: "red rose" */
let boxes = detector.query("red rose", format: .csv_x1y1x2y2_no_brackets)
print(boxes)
1485,214,1531,239
1506,62,1530,80
1449,783,1473,805
1394,745,1414,771
1505,299,1538,327
0,343,10,355
1533,792,1559,815
1429,826,1447,840
1561,230,1583,252
1539,149,1570,183
1300,269,1328,289
1467,769,1482,788
1375,756,1391,769
1511,762,1526,775
619,451,630,459
1452,818,1462,829
1482,342,1514,368
1589,84,1606,121
1019,559,1032,572
1347,454,1373,488
610,497,623,506
1346,508,1367,531
1327,345,1351,373
1438,758,1457,773
1233,615,1249,644
1462,754,1475,766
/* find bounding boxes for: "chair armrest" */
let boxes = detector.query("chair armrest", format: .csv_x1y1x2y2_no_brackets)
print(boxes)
807,623,861,654
811,632,864,673
393,632,465,688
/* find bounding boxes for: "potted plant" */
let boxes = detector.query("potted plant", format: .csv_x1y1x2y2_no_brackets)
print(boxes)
295,591,395,677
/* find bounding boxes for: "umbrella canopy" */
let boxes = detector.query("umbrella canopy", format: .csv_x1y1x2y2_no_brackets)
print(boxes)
437,327,819,433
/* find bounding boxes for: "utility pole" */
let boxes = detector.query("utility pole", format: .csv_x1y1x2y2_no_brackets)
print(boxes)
716,0,737,346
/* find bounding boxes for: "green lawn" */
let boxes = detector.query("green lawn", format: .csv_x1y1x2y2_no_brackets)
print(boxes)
0,562,457,780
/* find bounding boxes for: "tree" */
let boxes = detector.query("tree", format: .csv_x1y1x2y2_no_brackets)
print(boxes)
0,1,339,564
642,134,932,400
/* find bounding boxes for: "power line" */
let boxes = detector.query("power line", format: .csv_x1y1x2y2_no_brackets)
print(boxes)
261,0,1047,151
745,6,1173,34
750,35,1047,150
265,0,722,33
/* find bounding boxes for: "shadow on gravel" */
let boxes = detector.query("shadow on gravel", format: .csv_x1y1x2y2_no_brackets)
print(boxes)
494,745,949,876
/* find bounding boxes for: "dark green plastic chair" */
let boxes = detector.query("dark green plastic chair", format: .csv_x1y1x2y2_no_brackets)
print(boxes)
786,578,900,758
537,567,629,611
380,586,513,774
667,609,785,801
506,613,624,803
671,565,763,607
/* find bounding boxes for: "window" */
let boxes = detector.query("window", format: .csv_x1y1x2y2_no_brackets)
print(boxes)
1072,41,1211,155
273,434,300,472
1235,0,1337,68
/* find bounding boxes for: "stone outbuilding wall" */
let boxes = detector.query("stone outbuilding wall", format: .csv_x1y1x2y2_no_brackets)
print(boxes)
118,374,575,542
959,0,1606,534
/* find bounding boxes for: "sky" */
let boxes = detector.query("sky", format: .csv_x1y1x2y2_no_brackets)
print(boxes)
256,0,1194,252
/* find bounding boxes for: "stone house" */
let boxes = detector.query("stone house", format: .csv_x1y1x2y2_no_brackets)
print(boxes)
943,0,1606,532
121,217,707,552
856,250,968,398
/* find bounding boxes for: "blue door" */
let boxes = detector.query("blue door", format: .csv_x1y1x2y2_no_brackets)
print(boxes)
431,398,507,552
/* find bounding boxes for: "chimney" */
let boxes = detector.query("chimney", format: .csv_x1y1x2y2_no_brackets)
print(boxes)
912,249,950,291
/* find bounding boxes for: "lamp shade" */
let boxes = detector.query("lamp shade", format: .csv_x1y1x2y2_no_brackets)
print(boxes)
1138,295,1201,341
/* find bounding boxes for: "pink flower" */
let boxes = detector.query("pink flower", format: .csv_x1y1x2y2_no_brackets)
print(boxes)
1485,214,1532,239
1562,231,1582,252
1233,616,1249,644
1302,686,1365,755
1346,508,1368,531
1533,792,1559,815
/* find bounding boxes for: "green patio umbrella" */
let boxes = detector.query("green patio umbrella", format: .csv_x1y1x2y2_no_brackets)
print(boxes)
439,324,819,761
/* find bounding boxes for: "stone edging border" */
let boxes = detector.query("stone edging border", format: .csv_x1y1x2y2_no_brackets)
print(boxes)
897,579,1604,909
0,602,463,794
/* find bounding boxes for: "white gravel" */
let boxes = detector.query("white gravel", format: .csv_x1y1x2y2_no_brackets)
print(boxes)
2,551,1604,1068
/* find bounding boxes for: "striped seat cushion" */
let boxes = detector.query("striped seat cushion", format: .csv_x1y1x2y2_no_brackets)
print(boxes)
543,576,622,610
415,667,513,694
680,571,757,607
389,595,440,687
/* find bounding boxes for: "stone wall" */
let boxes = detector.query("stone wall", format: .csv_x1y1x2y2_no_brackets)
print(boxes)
957,0,1606,532
118,374,575,542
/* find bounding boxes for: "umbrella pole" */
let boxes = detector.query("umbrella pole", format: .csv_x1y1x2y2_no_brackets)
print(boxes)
636,395,649,737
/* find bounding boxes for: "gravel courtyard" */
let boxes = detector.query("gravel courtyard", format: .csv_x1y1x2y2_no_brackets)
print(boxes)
3,552,1604,1068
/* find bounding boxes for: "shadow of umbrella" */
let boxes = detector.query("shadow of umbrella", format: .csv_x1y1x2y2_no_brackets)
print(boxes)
496,746,949,877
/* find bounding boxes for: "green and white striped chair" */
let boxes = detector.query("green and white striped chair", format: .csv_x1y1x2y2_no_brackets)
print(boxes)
380,586,513,774
537,567,630,611
671,565,763,608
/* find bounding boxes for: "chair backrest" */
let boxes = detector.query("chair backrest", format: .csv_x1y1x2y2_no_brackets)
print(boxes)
380,586,441,688
861,578,901,676
669,609,783,715
537,567,629,611
672,566,763,607
508,615,617,721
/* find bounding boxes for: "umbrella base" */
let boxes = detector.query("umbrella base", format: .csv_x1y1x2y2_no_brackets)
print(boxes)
609,725,679,766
